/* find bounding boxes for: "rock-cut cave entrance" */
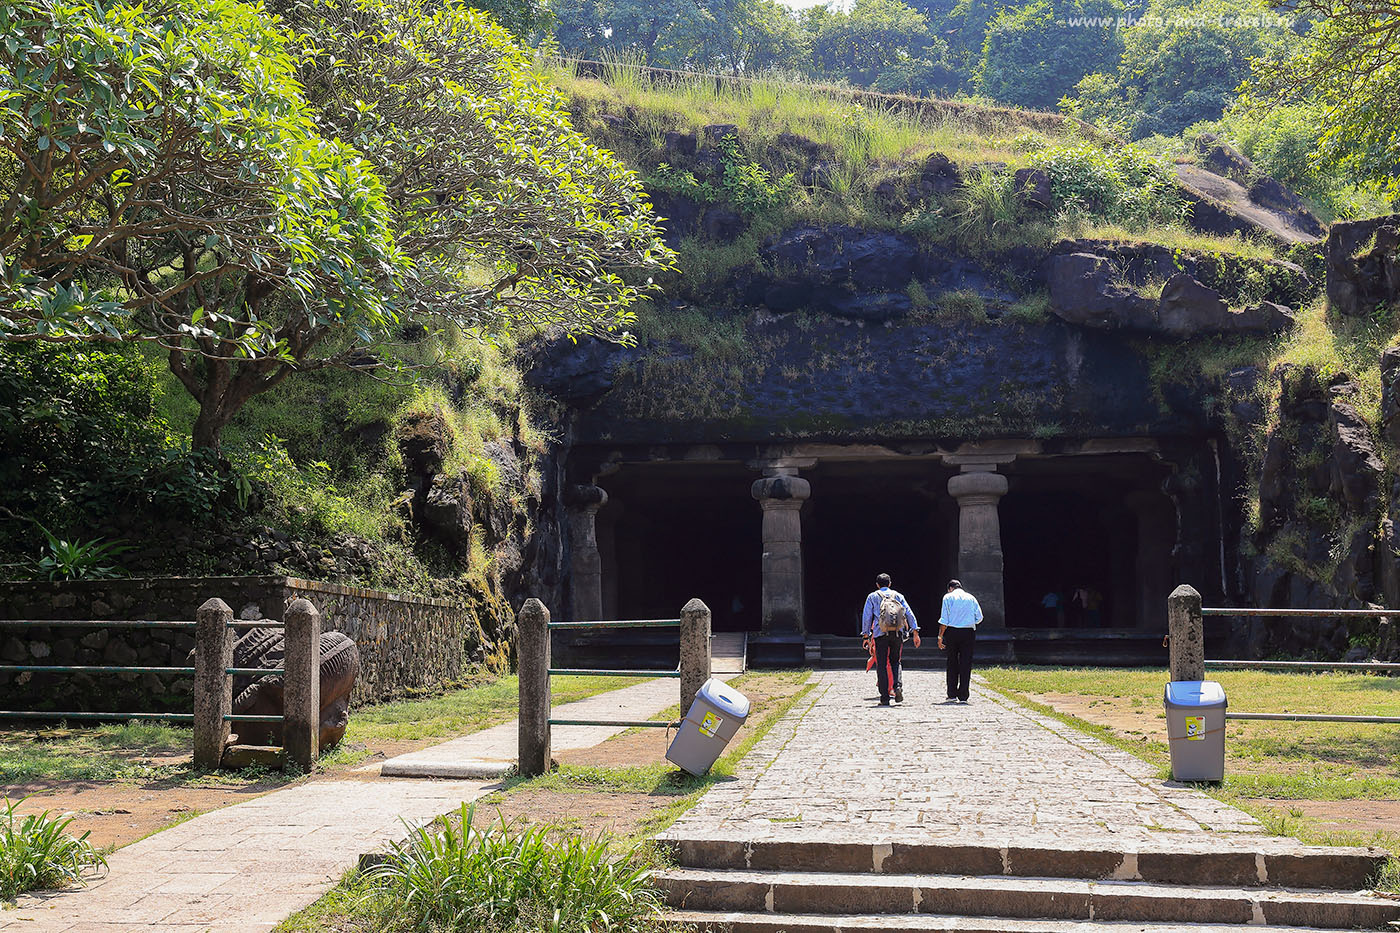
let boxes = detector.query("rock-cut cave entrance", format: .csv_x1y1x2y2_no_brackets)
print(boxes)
587,449,1186,640
999,455,1178,630
599,463,763,633
801,461,955,636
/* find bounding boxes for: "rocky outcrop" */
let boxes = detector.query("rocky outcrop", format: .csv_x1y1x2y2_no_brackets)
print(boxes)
1325,214,1400,317
1174,135,1326,244
1046,255,1296,336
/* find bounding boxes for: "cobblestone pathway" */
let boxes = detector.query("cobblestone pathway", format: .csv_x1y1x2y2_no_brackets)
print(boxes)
2,678,683,932
667,670,1287,851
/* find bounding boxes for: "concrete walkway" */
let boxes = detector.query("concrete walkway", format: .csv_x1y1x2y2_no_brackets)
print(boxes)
1,677,683,932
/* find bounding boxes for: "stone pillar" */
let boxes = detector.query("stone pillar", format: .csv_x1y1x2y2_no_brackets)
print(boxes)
679,598,712,716
1168,584,1205,681
516,598,552,777
566,484,608,622
193,597,233,770
283,598,321,770
751,472,811,634
947,468,1009,628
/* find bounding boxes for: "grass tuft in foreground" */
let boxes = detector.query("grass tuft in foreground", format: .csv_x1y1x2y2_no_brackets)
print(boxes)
289,804,665,933
0,798,106,902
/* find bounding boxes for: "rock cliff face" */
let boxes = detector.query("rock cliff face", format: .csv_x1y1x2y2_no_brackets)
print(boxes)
523,105,1400,657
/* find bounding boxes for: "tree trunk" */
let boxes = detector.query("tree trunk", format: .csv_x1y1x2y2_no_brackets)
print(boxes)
191,405,231,453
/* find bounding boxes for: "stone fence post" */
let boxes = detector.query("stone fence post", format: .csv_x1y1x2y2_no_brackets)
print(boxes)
679,598,712,716
284,598,322,770
1167,584,1205,682
193,598,233,769
517,599,552,777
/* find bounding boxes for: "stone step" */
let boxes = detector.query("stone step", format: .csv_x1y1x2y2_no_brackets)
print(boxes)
657,836,1387,890
656,868,1400,929
665,909,1396,933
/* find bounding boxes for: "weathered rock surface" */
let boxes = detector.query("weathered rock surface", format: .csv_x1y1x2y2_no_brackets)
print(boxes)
1046,257,1295,336
1325,214,1400,317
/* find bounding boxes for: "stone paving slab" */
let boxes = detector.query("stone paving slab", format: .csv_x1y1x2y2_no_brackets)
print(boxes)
662,671,1308,852
370,676,686,778
1,778,488,932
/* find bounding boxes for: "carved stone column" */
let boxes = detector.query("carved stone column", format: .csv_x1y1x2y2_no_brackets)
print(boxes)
947,467,1009,628
565,484,608,622
751,471,810,634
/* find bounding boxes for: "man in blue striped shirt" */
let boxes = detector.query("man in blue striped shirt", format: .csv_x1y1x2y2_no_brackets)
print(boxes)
861,573,920,705
938,579,982,703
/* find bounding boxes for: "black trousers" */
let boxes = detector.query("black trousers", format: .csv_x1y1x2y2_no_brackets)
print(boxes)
874,633,903,701
944,626,976,700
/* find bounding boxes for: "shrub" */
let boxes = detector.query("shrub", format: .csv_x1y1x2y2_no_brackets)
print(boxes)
365,804,663,932
1027,144,1184,225
0,799,107,902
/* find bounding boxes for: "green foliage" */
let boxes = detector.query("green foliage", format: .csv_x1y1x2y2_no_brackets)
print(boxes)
0,0,402,356
716,136,797,214
976,0,1123,110
1028,144,1186,225
33,529,130,581
649,135,794,215
0,798,107,902
2,0,672,452
1062,0,1299,138
951,168,1020,248
1244,0,1400,197
801,0,959,95
364,804,663,932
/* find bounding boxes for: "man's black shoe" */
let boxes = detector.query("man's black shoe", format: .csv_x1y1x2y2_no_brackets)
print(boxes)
879,698,891,706
958,698,969,704
894,688,904,703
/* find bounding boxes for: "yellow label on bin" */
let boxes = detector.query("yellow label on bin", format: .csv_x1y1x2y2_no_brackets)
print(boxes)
699,711,722,737
1184,715,1206,740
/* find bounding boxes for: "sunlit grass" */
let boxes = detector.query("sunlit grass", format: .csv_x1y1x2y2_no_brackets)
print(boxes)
982,666,1400,798
1,675,639,782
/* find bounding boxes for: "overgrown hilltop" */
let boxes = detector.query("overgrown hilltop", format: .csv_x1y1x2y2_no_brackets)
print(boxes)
533,65,1400,653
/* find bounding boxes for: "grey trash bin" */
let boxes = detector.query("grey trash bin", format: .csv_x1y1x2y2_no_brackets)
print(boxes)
1164,680,1227,782
666,678,751,776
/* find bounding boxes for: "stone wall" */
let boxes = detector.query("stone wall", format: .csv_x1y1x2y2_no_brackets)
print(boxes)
0,576,476,714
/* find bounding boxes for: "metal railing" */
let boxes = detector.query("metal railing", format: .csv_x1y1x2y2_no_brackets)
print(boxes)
544,614,687,729
0,619,196,722
1169,588,1398,725
517,597,712,776
0,598,322,771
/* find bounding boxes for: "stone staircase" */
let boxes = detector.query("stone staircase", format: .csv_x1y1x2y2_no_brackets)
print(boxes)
657,836,1400,931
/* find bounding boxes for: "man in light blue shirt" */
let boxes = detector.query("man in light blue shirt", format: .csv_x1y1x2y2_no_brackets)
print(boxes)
861,573,920,705
937,578,982,703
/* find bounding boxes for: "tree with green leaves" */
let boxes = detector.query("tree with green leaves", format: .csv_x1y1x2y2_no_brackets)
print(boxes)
977,0,1124,109
802,0,955,93
1244,0,1400,196
1062,0,1297,137
1,0,673,450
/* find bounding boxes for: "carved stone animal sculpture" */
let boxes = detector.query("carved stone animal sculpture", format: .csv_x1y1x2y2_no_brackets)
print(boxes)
228,628,361,749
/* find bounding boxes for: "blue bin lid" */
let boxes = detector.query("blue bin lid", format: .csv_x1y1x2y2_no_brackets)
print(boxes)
697,677,750,718
1164,680,1226,707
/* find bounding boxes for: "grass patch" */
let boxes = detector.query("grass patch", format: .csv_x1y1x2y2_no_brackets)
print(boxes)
0,798,107,902
278,806,668,933
2,675,639,782
981,666,1400,885
489,672,816,842
981,666,1400,797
